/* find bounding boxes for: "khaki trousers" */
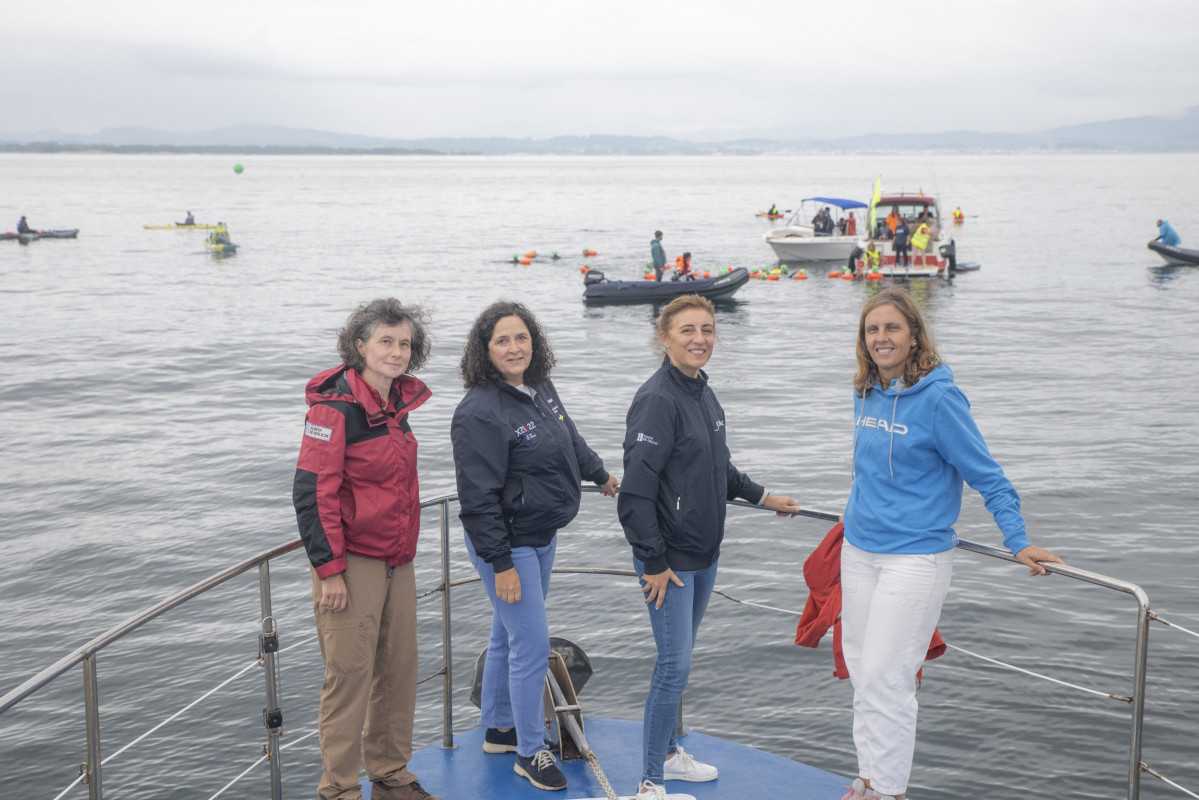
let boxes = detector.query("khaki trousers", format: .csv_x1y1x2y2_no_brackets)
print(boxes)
312,554,419,800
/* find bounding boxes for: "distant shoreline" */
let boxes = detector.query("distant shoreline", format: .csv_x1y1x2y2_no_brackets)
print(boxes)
2,143,1193,156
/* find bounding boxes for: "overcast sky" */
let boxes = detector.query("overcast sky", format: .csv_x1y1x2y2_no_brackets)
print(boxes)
4,0,1198,140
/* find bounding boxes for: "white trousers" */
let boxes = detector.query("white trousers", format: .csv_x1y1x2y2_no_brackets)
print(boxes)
840,541,953,797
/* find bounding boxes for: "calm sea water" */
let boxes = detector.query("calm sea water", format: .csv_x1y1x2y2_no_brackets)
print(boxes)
2,153,1198,800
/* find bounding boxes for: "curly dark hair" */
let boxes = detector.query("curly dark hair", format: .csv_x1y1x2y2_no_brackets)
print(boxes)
336,298,431,373
853,287,941,397
460,300,555,389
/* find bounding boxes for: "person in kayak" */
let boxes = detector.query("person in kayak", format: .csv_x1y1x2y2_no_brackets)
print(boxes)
184,211,195,225
1155,219,1181,246
17,216,32,234
838,287,1063,800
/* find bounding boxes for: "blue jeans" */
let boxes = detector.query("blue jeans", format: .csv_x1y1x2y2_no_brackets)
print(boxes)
634,557,718,784
465,534,556,758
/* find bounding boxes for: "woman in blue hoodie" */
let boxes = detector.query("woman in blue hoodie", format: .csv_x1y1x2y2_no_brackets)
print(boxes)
839,288,1062,800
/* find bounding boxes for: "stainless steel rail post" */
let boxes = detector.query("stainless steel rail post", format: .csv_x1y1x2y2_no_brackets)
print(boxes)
1127,587,1151,800
82,653,103,800
258,562,283,800
440,498,456,749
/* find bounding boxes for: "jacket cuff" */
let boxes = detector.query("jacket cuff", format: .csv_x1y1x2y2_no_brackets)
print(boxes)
315,557,347,580
643,554,669,574
489,552,515,573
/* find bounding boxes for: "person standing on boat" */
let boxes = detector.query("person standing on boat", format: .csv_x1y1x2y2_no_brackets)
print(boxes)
891,218,911,268
838,287,1063,800
651,230,667,281
619,295,800,800
293,298,442,800
1155,219,1181,246
885,206,900,240
452,300,619,793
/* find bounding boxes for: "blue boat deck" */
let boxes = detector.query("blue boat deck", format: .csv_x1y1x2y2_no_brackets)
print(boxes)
396,718,850,800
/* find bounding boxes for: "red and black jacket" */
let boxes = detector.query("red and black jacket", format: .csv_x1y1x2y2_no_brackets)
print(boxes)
292,365,431,579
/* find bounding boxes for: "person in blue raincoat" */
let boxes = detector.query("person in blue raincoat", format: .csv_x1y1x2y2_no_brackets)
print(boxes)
1155,219,1181,246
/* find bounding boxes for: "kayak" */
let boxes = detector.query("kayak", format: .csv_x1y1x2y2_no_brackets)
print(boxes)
1148,240,1199,265
206,241,238,256
7,229,79,244
583,267,750,303
144,224,218,230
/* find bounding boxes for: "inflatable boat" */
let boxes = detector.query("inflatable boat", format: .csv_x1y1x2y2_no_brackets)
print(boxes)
583,267,750,303
1148,240,1199,265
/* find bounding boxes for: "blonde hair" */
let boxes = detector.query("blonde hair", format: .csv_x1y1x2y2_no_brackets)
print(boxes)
853,288,941,396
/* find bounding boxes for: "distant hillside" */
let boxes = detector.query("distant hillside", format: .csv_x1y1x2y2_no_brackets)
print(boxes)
4,108,1198,154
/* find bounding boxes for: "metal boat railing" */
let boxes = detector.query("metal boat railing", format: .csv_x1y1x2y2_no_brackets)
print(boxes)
0,489,1177,799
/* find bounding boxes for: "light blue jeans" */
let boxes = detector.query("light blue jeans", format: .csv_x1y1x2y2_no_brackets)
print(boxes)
465,534,556,758
634,557,718,785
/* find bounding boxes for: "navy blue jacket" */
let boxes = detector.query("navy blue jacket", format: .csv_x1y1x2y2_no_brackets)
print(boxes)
618,357,764,574
452,379,610,573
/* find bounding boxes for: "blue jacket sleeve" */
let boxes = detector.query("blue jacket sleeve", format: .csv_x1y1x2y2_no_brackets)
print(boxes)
933,386,1030,555
451,397,517,573
618,390,674,573
726,458,766,504
549,381,610,485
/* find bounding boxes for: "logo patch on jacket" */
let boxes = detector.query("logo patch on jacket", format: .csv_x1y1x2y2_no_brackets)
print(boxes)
636,432,659,445
515,420,538,441
305,422,333,442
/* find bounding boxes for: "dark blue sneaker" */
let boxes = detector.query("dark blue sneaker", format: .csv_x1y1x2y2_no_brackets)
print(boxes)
482,727,517,753
514,749,567,791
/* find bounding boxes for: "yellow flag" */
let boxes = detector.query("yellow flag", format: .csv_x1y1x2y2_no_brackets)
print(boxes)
869,175,881,235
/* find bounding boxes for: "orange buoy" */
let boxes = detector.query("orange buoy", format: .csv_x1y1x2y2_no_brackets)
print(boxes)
794,272,808,280
579,265,591,273
766,273,780,281
643,273,656,281
702,271,711,278
749,271,761,279
840,272,854,280
828,270,841,278
583,249,598,256
524,251,537,259
866,272,883,281
519,258,532,265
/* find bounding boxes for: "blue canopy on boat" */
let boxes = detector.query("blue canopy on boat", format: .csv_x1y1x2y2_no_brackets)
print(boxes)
802,197,869,210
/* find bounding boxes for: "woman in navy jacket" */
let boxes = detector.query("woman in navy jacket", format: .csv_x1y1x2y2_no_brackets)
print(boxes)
451,300,619,792
618,295,799,800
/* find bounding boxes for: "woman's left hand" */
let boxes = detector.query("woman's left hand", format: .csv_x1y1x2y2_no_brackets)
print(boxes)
599,475,620,497
763,493,801,517
1015,545,1064,576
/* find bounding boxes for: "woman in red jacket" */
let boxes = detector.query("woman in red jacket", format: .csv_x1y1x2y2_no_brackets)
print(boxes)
293,298,441,800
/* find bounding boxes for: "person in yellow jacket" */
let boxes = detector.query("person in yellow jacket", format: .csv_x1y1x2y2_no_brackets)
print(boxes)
911,221,931,252
861,242,882,270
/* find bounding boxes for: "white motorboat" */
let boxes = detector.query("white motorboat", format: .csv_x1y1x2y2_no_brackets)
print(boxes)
763,197,868,263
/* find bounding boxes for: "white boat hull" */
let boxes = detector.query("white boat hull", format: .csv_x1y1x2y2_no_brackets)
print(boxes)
765,231,860,263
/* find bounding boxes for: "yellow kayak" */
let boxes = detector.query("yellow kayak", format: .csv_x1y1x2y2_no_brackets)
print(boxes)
144,223,218,230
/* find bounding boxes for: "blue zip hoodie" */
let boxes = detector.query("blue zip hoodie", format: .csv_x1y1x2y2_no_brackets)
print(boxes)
844,364,1030,556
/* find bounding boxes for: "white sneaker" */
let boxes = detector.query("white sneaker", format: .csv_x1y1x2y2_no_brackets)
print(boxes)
662,745,718,782
635,780,667,799
840,778,883,800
